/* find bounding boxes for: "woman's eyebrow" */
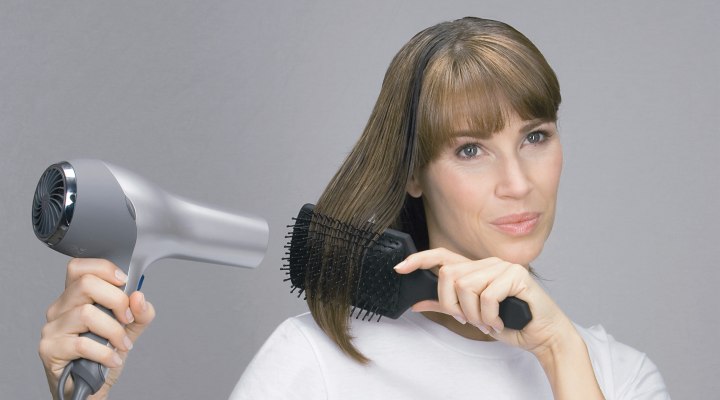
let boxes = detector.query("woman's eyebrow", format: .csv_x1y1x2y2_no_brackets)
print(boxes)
449,119,554,139
519,119,554,133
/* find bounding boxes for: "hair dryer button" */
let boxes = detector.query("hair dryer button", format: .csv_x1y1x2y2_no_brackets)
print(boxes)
137,274,145,290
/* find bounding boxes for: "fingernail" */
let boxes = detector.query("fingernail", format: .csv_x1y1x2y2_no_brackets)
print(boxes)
453,314,467,324
115,269,128,283
111,352,123,367
492,325,503,334
125,308,135,324
474,324,490,335
123,335,133,351
393,260,407,271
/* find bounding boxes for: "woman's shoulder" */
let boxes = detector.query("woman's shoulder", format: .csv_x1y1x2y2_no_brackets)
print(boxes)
575,323,649,369
269,312,318,341
228,313,328,399
230,312,408,399
281,312,323,335
575,323,670,399
576,323,638,356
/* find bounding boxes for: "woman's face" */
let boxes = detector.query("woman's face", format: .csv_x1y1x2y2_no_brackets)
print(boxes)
408,111,563,266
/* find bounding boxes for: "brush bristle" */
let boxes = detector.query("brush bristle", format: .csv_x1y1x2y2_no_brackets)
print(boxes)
283,204,405,321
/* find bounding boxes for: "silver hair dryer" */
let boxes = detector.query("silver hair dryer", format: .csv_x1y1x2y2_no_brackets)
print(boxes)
32,159,269,399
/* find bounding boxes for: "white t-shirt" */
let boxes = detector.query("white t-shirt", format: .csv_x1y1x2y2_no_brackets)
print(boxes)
230,312,669,399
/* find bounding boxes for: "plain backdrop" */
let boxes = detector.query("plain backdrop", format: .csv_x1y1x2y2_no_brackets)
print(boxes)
1,1,718,398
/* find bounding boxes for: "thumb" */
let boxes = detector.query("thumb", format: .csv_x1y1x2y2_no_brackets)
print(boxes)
125,291,156,343
411,300,443,313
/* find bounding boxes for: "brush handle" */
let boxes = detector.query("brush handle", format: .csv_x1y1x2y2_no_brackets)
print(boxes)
399,269,532,330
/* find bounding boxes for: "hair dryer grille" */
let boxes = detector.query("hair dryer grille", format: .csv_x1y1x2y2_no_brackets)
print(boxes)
32,162,76,246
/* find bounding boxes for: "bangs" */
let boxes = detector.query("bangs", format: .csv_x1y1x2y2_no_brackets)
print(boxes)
416,37,560,166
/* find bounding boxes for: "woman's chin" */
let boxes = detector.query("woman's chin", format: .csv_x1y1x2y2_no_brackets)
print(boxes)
491,243,543,266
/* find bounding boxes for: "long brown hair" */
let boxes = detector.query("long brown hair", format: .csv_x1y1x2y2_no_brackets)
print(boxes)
307,17,561,363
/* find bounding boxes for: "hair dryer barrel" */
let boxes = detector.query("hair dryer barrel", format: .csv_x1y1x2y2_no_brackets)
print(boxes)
164,195,268,268
100,160,269,271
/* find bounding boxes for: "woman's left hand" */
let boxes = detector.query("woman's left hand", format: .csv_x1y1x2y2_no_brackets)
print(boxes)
394,247,578,358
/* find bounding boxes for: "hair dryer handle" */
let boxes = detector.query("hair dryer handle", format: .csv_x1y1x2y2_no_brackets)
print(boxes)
70,305,115,394
67,254,134,397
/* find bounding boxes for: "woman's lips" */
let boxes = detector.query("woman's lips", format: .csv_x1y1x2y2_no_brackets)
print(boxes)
490,213,540,236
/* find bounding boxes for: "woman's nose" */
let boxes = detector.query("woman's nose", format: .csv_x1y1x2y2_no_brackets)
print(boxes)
494,156,532,199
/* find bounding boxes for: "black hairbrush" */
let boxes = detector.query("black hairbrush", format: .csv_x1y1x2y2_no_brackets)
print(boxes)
283,203,532,330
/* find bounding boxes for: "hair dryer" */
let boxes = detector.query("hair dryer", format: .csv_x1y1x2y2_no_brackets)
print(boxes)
32,159,269,399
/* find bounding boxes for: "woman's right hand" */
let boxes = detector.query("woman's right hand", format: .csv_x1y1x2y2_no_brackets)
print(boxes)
39,258,156,400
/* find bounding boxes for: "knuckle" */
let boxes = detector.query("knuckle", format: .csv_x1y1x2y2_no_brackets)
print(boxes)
454,278,470,291
479,291,495,305
40,322,54,339
438,266,452,280
74,336,89,355
510,263,527,274
45,303,56,322
76,273,95,292
518,281,529,293
38,338,51,359
78,304,96,325
67,257,81,271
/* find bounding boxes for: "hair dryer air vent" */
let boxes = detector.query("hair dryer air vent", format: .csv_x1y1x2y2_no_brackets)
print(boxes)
32,162,77,246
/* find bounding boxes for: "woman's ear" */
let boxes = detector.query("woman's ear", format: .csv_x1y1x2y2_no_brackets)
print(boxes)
406,172,423,198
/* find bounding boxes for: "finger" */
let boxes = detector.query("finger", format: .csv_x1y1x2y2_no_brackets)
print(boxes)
480,264,530,333
394,247,470,274
42,304,134,352
411,300,443,313
454,270,493,334
125,292,156,343
48,274,133,324
65,258,128,289
436,258,506,321
435,264,466,320
39,335,124,372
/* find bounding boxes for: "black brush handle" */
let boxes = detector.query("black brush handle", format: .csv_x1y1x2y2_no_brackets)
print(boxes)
385,229,531,329
398,269,532,330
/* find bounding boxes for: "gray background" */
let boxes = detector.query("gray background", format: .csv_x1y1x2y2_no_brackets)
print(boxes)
1,0,718,398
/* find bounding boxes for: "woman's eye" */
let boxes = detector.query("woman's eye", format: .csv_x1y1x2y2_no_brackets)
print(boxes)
457,144,481,158
524,131,546,145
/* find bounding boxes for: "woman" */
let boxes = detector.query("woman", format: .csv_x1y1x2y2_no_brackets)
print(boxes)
39,17,670,399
